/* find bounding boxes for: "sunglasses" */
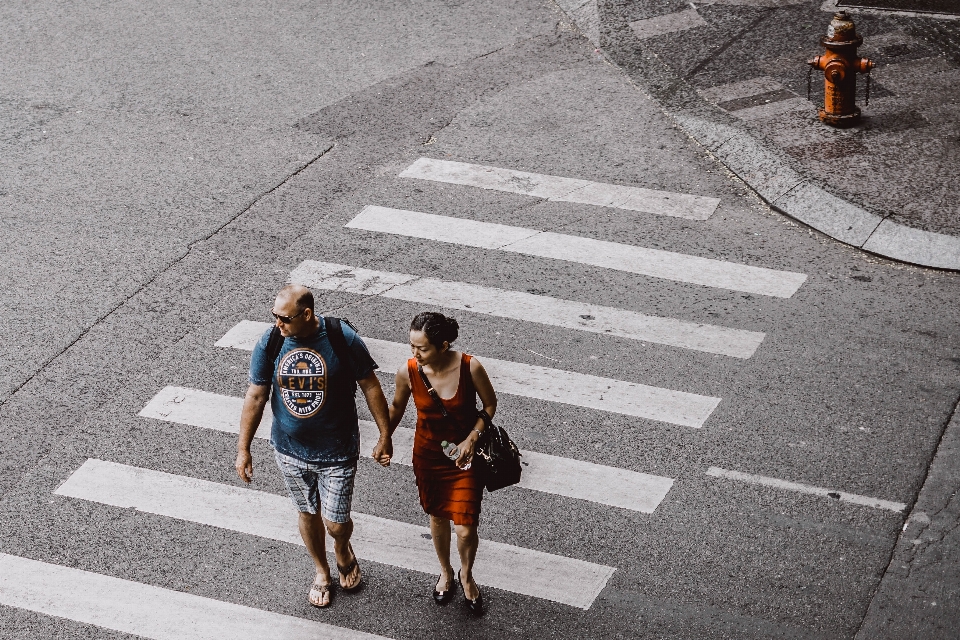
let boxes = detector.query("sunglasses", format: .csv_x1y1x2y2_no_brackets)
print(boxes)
271,308,305,324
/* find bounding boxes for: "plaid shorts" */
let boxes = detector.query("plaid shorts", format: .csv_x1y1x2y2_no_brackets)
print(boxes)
274,451,357,523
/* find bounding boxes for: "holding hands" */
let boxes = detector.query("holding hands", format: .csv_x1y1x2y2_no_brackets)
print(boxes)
372,435,393,467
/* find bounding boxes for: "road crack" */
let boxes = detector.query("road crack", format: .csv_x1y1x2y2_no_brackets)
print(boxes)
0,142,335,412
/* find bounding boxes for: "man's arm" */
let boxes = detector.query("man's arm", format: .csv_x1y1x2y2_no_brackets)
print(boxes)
235,383,270,483
358,372,392,467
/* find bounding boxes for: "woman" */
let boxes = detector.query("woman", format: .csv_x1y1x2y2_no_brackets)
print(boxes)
388,312,497,614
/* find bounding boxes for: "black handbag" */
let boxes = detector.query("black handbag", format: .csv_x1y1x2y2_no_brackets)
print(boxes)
474,409,522,492
416,364,522,492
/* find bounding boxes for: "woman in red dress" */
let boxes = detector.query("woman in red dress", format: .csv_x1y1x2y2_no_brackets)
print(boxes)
387,312,497,614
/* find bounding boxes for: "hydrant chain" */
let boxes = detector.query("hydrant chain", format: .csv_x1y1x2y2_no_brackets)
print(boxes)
806,12,874,127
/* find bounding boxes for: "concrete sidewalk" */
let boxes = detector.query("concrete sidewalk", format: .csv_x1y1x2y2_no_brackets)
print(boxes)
555,0,960,271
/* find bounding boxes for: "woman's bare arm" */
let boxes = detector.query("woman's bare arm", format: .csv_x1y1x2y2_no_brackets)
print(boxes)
389,364,412,431
470,357,497,421
455,357,498,468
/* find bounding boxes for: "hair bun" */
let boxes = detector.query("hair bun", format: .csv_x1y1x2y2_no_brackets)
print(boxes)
411,311,459,348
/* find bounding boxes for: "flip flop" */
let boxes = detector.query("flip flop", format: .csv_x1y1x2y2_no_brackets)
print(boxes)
308,581,332,608
337,545,363,592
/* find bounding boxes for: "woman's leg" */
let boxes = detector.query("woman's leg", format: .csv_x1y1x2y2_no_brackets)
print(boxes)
430,515,455,590
454,523,480,599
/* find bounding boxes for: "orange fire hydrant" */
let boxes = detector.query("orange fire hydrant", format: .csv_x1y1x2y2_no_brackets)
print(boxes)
807,12,874,127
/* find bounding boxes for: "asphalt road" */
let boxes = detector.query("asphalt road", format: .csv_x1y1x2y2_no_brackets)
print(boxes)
1,1,959,639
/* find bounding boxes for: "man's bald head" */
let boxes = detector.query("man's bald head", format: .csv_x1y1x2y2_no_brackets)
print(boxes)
276,284,314,313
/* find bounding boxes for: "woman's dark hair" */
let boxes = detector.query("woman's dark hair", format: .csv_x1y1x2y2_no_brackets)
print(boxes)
410,312,459,349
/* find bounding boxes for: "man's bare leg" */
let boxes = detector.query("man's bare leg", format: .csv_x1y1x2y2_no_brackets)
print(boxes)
430,516,455,592
324,517,361,589
455,523,480,599
299,512,332,606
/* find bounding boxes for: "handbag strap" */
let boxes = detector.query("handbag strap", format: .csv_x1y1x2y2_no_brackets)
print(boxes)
417,364,451,419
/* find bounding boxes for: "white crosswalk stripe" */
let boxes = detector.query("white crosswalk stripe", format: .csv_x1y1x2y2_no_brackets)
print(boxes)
0,552,386,640
140,386,675,513
219,319,721,427
56,459,616,609
629,8,706,39
345,206,807,297
286,260,764,359
398,157,721,220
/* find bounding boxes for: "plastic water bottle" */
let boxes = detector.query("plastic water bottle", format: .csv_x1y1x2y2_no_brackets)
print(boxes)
441,440,471,470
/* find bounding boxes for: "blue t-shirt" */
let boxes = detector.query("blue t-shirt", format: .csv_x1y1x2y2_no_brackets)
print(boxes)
249,319,378,464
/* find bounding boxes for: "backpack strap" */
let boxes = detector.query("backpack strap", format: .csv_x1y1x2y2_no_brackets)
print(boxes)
265,326,285,364
263,326,285,399
324,317,357,380
264,318,365,383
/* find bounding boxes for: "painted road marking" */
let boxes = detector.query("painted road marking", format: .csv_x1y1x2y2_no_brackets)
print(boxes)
291,261,766,358
0,553,385,640
141,386,675,513
220,319,721,427
709,0,808,6
697,77,800,113
287,261,765,359
706,467,907,513
345,206,807,297
57,459,615,609
698,77,786,104
629,8,707,39
139,387,273,438
398,157,721,220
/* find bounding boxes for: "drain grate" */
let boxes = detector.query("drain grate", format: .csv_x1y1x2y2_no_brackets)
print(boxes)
837,0,960,15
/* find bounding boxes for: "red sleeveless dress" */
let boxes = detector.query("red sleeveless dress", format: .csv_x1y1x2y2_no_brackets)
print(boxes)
409,354,483,526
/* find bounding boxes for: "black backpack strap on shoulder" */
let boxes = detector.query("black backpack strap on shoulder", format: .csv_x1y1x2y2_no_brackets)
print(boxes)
263,325,285,400
324,317,356,380
265,326,285,366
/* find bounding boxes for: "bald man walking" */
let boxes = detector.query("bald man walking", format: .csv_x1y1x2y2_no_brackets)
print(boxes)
235,284,393,608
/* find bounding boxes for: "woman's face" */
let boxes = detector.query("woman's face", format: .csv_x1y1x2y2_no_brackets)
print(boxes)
409,329,447,366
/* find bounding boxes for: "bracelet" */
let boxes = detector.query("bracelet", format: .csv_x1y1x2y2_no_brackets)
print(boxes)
472,428,483,437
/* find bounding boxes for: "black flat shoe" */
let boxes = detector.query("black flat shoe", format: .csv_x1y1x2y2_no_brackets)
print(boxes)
458,570,484,615
433,573,456,604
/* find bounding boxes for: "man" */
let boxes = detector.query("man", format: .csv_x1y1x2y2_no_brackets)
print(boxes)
235,284,393,608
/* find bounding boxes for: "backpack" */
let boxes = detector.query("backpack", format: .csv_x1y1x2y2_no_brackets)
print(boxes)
265,317,360,382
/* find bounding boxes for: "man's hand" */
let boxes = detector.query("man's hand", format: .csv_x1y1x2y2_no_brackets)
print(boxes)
372,435,393,467
236,383,269,484
358,372,394,468
236,449,253,483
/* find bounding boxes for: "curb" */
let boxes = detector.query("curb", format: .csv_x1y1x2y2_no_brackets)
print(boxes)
553,0,960,272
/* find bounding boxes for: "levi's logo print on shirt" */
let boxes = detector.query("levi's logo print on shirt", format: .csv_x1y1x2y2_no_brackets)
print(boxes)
276,348,326,417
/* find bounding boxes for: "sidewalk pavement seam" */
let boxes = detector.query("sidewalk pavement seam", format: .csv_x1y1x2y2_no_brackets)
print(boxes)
553,0,960,272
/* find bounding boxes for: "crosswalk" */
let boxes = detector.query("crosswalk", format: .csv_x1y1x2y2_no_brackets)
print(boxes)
57,459,614,609
286,262,766,358
6,156,832,637
139,385,675,513
346,205,807,297
398,157,722,220
219,319,722,426
0,553,388,640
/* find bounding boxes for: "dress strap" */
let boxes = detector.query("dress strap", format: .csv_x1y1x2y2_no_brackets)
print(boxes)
407,357,420,388
459,354,474,397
